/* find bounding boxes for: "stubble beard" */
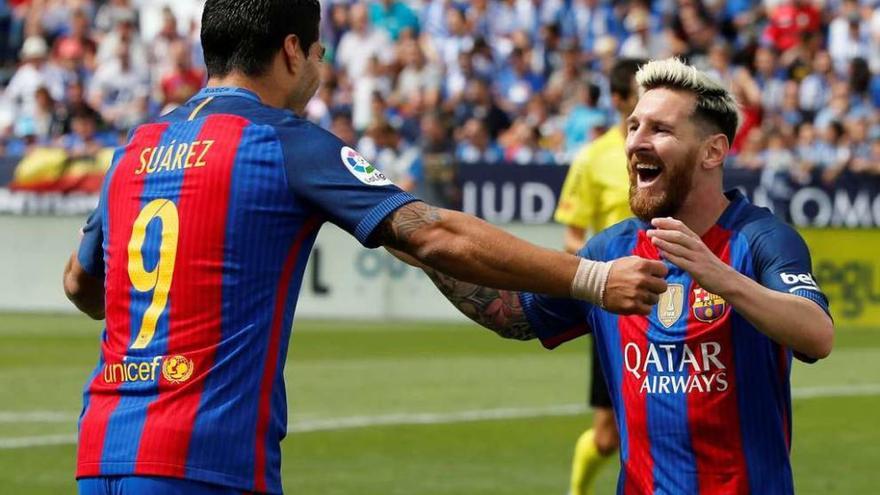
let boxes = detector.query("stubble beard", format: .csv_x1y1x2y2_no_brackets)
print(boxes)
629,151,698,223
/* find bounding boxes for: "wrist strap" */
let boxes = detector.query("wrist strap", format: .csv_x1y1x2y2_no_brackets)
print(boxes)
570,258,612,307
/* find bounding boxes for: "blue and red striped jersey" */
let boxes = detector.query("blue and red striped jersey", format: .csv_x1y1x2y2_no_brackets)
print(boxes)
76,87,417,493
521,190,830,495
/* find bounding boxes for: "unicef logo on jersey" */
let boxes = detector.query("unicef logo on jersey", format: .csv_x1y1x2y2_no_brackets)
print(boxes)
340,146,392,186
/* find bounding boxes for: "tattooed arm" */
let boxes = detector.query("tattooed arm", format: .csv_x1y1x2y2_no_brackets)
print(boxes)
422,265,535,340
370,201,581,298
372,201,668,314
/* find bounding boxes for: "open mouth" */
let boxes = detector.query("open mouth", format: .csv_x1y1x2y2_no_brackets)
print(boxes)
635,162,663,188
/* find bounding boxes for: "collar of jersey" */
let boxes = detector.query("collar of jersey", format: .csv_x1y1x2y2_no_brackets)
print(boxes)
189,86,262,104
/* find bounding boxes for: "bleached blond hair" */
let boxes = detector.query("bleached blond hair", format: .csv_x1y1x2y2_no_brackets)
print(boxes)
635,58,740,144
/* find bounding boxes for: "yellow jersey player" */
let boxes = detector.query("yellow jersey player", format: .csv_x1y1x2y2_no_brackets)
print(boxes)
554,59,644,495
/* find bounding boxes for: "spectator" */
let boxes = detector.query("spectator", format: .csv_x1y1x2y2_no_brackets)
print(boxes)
752,46,787,113
670,0,718,64
760,132,798,217
330,110,358,147
828,1,869,74
501,118,555,165
0,0,877,192
53,8,97,76
561,0,616,53
848,117,873,174
306,78,335,129
864,138,880,175
620,7,663,59
149,6,183,83
431,5,474,83
545,40,592,111
351,56,392,131
456,117,504,165
358,118,421,191
2,36,68,131
322,1,350,57
94,0,137,36
391,38,441,110
454,78,511,140
31,85,64,142
58,79,100,136
562,82,606,153
417,110,457,206
336,2,392,81
799,50,834,117
158,38,204,113
495,47,545,114
815,121,851,184
59,108,105,159
763,0,821,53
735,128,765,170
96,9,148,71
815,81,855,130
369,0,419,41
89,41,150,130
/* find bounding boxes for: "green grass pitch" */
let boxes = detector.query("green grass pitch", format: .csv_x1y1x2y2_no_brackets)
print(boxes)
0,313,878,494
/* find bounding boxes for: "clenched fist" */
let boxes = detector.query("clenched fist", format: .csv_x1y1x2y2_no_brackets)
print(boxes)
602,256,668,315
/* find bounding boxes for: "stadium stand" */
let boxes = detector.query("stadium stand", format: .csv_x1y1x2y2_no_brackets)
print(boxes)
0,0,878,210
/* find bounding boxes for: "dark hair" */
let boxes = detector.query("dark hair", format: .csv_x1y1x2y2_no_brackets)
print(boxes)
201,0,321,78
586,83,601,105
849,57,870,95
609,58,645,100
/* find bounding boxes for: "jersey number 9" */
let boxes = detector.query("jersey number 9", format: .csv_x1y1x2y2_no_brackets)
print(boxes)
127,199,179,349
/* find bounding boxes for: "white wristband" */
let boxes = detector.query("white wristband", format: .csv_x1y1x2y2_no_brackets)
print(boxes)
570,258,612,307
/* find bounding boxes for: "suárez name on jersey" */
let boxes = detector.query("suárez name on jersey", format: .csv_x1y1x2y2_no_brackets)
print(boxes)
624,341,729,394
135,140,215,175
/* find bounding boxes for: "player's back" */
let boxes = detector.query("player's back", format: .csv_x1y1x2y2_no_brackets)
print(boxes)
77,88,332,493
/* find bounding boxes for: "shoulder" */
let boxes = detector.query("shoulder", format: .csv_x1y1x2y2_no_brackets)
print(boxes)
573,129,620,167
579,218,643,261
273,118,349,161
730,202,811,265
732,202,800,247
570,140,596,166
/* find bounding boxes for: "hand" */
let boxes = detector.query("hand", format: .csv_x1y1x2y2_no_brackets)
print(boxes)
603,256,668,315
646,217,733,295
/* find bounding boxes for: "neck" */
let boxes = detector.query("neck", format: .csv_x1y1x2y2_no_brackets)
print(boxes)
207,73,286,109
673,181,730,236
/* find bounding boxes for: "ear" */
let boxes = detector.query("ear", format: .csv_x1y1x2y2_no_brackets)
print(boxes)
282,34,303,73
701,133,728,170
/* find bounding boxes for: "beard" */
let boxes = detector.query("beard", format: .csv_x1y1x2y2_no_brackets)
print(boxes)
628,150,698,222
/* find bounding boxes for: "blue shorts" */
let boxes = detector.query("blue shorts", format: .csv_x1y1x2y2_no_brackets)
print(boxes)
78,476,256,495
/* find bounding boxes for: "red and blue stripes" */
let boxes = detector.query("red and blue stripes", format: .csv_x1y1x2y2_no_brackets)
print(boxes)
683,226,748,494
133,115,247,476
78,122,169,477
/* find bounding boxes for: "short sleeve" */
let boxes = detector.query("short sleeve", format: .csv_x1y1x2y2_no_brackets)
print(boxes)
78,207,104,278
279,124,419,248
553,147,595,229
750,222,830,315
519,240,600,350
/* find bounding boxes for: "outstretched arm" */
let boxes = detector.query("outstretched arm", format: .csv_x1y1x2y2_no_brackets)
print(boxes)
374,201,668,315
421,265,535,340
372,201,580,297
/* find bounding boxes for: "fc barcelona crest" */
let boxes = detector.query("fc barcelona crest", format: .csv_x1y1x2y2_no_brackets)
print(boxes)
692,287,727,322
657,284,684,328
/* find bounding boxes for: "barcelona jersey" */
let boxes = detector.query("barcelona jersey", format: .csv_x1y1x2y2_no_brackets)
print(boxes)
76,87,417,493
522,190,830,495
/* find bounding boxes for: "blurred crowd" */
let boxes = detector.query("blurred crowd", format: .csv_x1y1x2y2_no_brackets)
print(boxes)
0,0,878,205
